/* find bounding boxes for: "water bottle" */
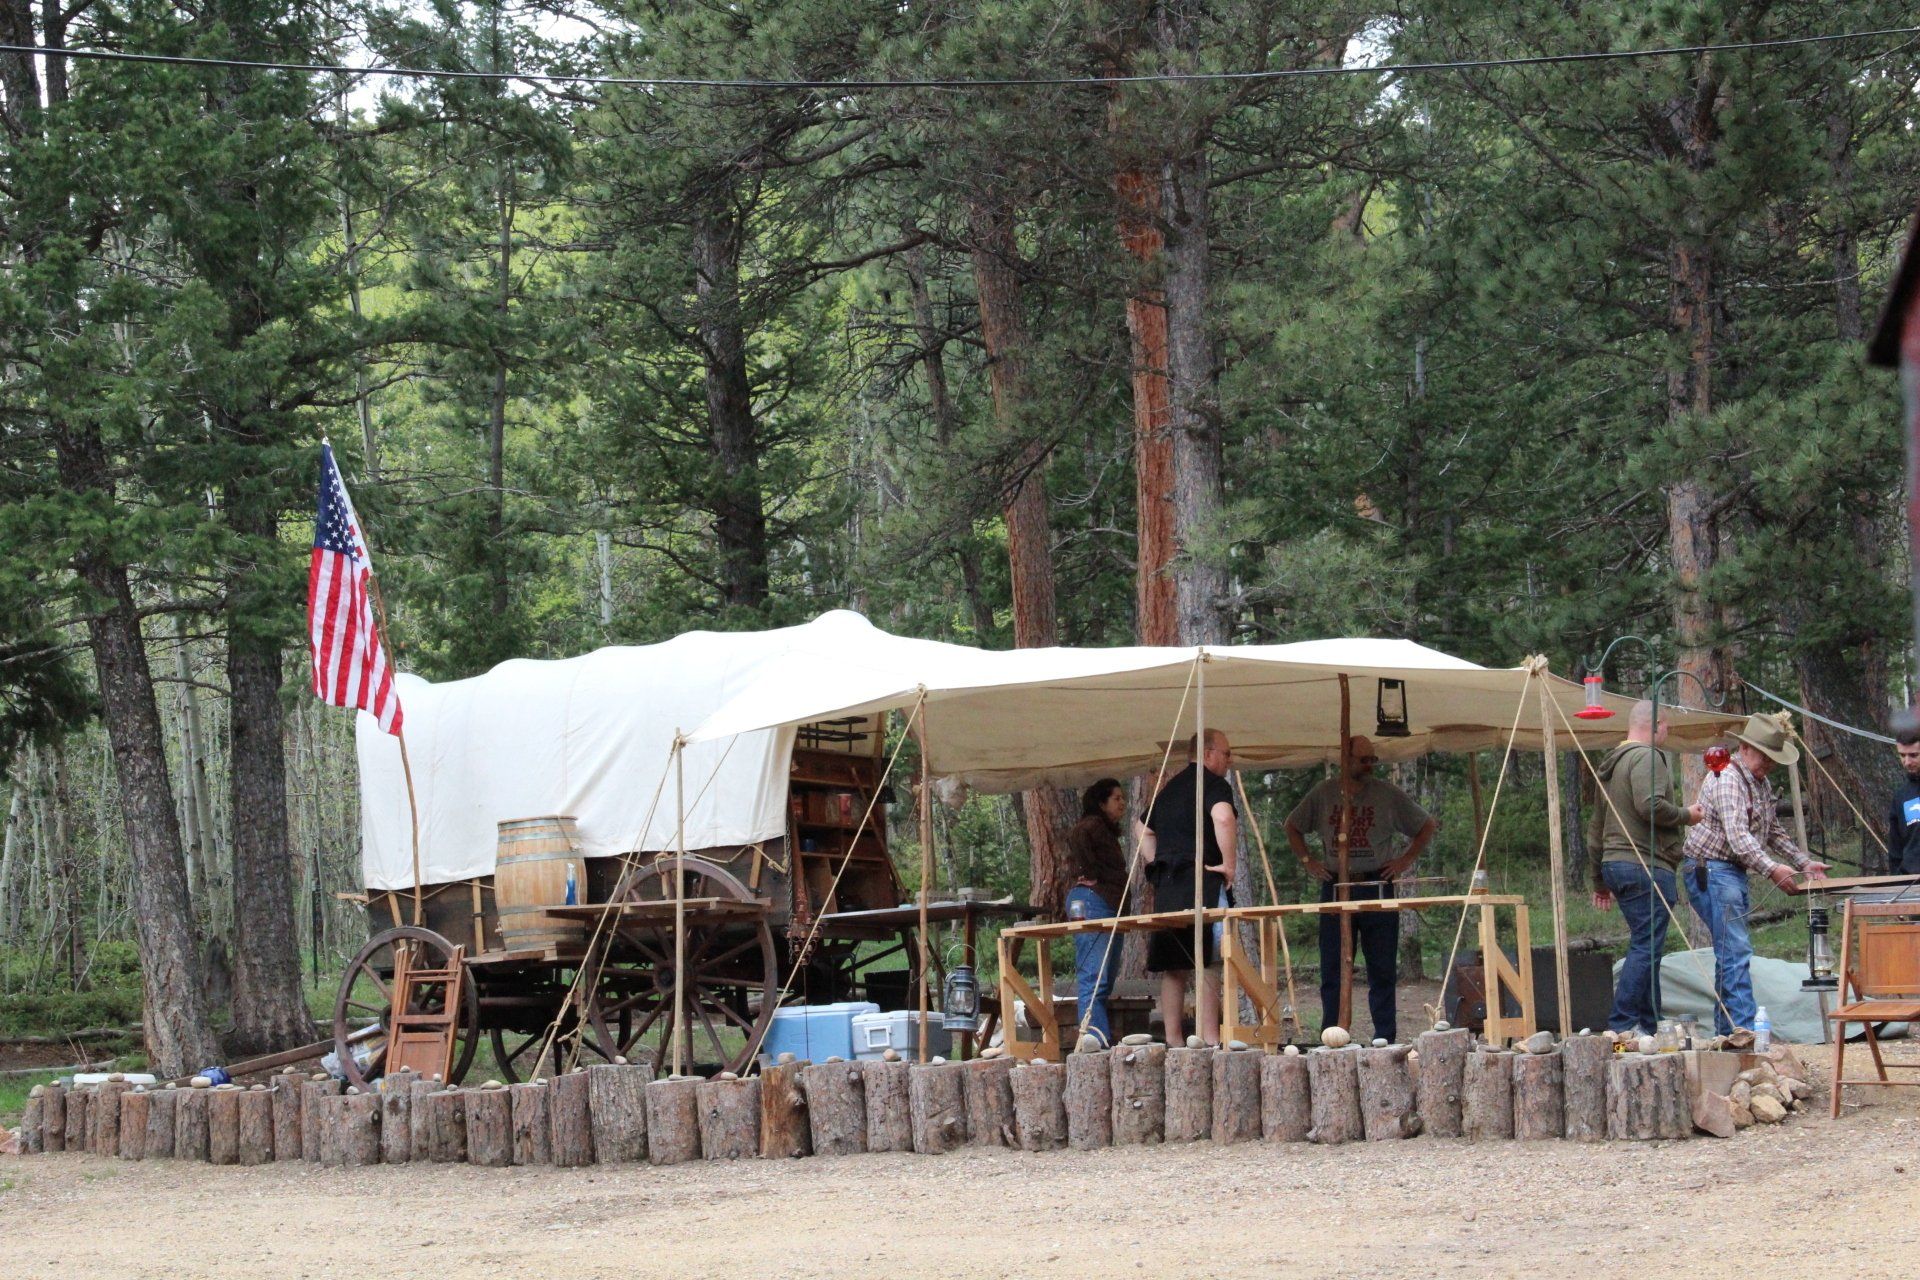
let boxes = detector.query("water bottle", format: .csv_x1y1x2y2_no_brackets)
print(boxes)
565,862,579,907
1753,1006,1771,1054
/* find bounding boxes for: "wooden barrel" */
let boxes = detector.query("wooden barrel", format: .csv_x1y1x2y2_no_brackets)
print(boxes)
495,817,589,950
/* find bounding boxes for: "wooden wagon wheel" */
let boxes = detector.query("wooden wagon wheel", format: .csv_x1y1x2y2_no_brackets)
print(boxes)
332,926,480,1090
486,986,628,1085
581,855,778,1076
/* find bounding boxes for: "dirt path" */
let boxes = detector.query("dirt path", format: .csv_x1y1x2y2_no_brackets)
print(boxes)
6,1064,1918,1279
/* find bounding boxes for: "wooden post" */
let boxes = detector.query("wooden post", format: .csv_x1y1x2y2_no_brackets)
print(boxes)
1011,1061,1068,1150
510,1081,553,1165
1415,1026,1470,1137
802,1061,867,1157
644,1076,701,1165
337,1091,382,1166
1538,671,1573,1037
466,1085,513,1167
917,694,933,1063
144,1087,177,1159
1193,655,1208,1027
1357,1044,1419,1139
1463,1049,1515,1140
1607,1053,1691,1141
1164,1045,1213,1142
41,1083,66,1153
1210,1047,1262,1145
301,1077,340,1161
22,1088,45,1155
1109,1041,1167,1145
270,1073,303,1162
908,1061,969,1154
63,1087,89,1154
1335,675,1355,1030
1561,1033,1610,1142
237,1087,274,1165
209,1087,242,1165
119,1089,151,1160
1307,1047,1363,1144
1064,1048,1112,1149
378,1069,414,1164
407,1073,438,1160
550,1070,595,1167
1788,756,1810,854
588,1062,652,1164
174,1087,210,1161
695,1076,760,1160
860,1059,913,1153
1512,1049,1566,1140
424,1088,467,1163
672,734,687,1077
759,1060,811,1159
92,1080,126,1156
962,1055,1016,1147
1259,1051,1312,1142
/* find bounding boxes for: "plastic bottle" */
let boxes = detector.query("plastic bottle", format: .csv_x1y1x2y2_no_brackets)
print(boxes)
565,862,579,907
1753,1006,1771,1054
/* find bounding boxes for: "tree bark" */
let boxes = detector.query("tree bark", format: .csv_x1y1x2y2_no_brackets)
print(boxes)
692,206,771,612
907,1061,969,1154
1463,1049,1514,1141
1065,1049,1113,1150
119,1089,151,1160
466,1086,512,1167
1109,1041,1167,1145
1357,1044,1419,1140
41,1082,65,1154
1259,1051,1311,1142
1164,1045,1213,1142
63,1087,88,1153
302,1077,340,1162
696,1077,761,1160
336,1091,381,1166
144,1087,176,1159
408,1073,438,1160
966,190,1074,915
1010,1061,1068,1150
1607,1053,1691,1141
645,1077,701,1165
378,1069,413,1164
550,1071,594,1167
1561,1033,1610,1142
424,1088,468,1163
759,1060,811,1159
510,1081,552,1165
1307,1047,1364,1144
208,1087,241,1165
1210,1047,1262,1145
1511,1050,1566,1140
587,1062,652,1164
237,1088,274,1165
802,1060,866,1157
1416,1027,1471,1138
962,1055,1017,1148
860,1059,914,1153
174,1087,209,1161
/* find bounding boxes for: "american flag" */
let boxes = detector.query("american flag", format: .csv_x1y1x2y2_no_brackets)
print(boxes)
309,442,402,735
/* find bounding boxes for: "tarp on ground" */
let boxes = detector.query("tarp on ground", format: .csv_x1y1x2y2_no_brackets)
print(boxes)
1646,948,1906,1044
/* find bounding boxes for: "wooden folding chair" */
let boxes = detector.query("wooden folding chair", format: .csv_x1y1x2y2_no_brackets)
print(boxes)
1827,900,1920,1118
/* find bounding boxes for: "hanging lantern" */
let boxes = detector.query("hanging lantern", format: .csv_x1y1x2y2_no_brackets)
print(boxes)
1574,674,1615,720
1803,905,1838,991
942,963,980,1034
1704,744,1732,774
1375,678,1411,738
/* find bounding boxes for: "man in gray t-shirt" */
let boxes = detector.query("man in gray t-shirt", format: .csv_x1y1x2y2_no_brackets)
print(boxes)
1284,735,1436,1042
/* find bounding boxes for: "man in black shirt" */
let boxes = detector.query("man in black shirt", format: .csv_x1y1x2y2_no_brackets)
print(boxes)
1137,729,1238,1046
1887,724,1920,876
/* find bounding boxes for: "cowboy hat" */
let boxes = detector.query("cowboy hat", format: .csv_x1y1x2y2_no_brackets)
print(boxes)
1730,712,1799,767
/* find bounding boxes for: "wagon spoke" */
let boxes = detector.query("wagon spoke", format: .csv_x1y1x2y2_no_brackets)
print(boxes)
697,936,757,972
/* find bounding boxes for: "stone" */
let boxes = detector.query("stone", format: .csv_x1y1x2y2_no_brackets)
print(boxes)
1371,1038,1388,1048
1227,1040,1250,1051
1433,1021,1452,1032
1692,1090,1736,1139
1121,1033,1154,1046
1750,1095,1787,1125
882,1049,901,1062
1320,1026,1351,1049
1185,1035,1201,1049
1751,1083,1785,1105
1283,1045,1300,1056
190,1077,212,1089
1730,1080,1753,1108
777,1052,797,1065
981,1045,1006,1059
1075,1034,1104,1054
1521,1031,1556,1055
1730,1101,1754,1128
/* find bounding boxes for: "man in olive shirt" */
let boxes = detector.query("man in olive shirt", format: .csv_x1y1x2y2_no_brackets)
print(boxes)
1285,735,1435,1043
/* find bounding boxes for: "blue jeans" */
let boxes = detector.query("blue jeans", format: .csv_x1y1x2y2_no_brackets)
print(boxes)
1320,880,1398,1043
1685,860,1755,1036
1602,860,1677,1035
1067,886,1119,1046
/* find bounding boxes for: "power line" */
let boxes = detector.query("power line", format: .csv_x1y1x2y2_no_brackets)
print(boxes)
1,25,1918,92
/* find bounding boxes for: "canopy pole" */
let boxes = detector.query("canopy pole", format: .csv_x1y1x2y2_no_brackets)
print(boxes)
1193,651,1208,1043
672,732,687,1079
917,697,933,1064
1335,675,1354,1031
1467,752,1486,851
1788,752,1810,855
1537,672,1572,1037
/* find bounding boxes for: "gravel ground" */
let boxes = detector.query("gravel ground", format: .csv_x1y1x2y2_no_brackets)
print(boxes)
5,1045,1918,1280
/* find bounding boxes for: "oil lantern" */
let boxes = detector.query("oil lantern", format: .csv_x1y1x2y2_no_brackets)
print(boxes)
943,962,980,1034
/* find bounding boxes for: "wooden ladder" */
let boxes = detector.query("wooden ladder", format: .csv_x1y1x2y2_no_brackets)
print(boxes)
384,940,467,1082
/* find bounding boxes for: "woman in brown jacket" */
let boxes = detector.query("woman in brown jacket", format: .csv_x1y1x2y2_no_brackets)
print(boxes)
1064,778,1129,1046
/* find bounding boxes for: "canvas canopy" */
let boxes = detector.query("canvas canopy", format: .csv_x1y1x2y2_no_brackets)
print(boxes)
689,622,1740,793
355,612,973,891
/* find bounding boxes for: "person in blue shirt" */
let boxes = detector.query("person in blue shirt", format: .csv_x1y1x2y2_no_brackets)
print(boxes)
1886,724,1920,876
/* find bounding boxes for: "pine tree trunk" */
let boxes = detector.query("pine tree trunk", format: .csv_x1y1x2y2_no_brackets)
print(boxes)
692,205,771,612
1561,1033,1610,1142
962,1056,1017,1148
801,1061,866,1157
1306,1047,1364,1144
1210,1047,1262,1145
466,1086,513,1167
1065,1048,1113,1149
1259,1051,1311,1142
1164,1045,1213,1142
1010,1061,1068,1150
1416,1027,1470,1138
860,1059,913,1154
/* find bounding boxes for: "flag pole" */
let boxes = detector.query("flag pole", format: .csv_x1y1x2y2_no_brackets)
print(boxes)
365,572,423,927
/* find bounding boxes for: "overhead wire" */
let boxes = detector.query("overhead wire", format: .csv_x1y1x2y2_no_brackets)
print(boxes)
1,24,1917,92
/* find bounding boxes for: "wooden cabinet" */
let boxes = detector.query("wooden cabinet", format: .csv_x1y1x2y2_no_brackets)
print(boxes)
788,732,902,932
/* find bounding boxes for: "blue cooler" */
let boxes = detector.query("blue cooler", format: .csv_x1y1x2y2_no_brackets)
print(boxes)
758,1001,880,1064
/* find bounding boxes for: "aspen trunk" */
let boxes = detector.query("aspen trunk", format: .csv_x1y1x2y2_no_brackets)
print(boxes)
861,1059,913,1154
550,1071,594,1167
1065,1049,1113,1150
759,1060,811,1159
1164,1046,1213,1142
908,1061,969,1154
588,1062,652,1164
465,1087,513,1167
510,1081,552,1165
962,1056,1017,1148
696,1077,761,1160
208,1088,241,1165
1463,1050,1514,1141
1512,1051,1566,1140
1211,1048,1261,1145
119,1090,151,1160
1011,1061,1068,1151
1416,1027,1471,1138
644,1077,701,1165
144,1088,177,1159
1357,1045,1419,1140
1561,1034,1610,1142
175,1088,209,1161
237,1088,273,1165
801,1061,866,1157
1307,1048,1364,1144
1110,1042,1167,1145
1259,1052,1312,1142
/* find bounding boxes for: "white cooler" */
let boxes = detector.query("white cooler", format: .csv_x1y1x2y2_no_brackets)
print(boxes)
851,1010,952,1061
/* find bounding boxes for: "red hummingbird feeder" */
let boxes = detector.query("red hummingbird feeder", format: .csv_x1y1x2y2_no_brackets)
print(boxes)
1704,744,1731,774
1574,673,1615,720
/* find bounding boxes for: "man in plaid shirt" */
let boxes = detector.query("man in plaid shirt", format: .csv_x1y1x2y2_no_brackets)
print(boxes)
1682,713,1830,1035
